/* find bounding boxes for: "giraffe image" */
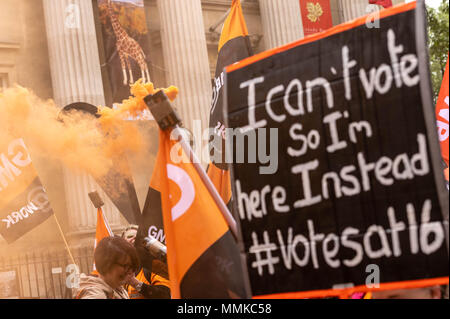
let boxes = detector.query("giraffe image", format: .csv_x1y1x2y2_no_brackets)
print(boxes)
105,0,150,85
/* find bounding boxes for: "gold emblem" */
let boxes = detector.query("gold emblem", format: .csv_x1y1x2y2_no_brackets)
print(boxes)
306,2,324,23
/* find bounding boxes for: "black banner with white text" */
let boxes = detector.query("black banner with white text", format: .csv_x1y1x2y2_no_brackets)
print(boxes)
224,3,449,298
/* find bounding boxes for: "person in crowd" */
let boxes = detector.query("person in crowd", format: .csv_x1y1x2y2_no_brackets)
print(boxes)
371,285,444,299
121,225,171,299
74,236,139,299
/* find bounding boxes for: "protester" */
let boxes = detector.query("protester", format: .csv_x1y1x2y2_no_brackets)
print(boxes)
121,225,171,299
74,236,139,299
371,286,443,299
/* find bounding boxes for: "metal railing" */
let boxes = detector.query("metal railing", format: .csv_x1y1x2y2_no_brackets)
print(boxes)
0,246,93,299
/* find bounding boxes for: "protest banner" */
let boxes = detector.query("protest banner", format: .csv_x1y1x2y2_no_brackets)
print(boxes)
224,2,449,298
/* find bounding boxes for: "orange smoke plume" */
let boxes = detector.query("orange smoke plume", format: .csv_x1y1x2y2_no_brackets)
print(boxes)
0,80,178,178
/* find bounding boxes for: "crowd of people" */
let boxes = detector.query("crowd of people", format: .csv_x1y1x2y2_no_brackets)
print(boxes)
73,226,171,299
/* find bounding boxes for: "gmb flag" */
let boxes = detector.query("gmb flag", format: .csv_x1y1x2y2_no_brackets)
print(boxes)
97,0,152,103
150,130,247,299
139,185,165,244
0,138,54,244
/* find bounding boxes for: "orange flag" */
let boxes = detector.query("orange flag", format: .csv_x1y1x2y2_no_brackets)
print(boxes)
92,207,114,275
207,164,232,205
436,54,449,168
150,129,246,299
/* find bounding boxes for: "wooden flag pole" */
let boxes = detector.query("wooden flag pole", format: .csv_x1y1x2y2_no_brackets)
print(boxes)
209,0,247,32
53,214,76,266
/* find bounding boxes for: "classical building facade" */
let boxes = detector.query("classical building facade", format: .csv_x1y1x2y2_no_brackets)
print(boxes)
0,0,404,297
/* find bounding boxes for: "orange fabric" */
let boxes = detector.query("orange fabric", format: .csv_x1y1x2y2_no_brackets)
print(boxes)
218,0,249,52
207,164,232,204
253,277,449,299
150,129,229,298
227,1,416,73
92,207,113,275
150,272,170,288
436,54,449,167
127,269,170,299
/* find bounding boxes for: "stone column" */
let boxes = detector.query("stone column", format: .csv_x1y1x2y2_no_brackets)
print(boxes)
258,0,304,50
157,0,212,135
339,0,378,22
43,0,124,235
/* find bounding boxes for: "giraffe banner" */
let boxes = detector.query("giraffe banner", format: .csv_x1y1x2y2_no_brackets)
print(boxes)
92,207,114,275
97,0,152,104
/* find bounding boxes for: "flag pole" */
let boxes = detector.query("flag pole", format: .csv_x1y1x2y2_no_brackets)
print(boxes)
53,214,76,266
209,0,247,33
144,92,238,240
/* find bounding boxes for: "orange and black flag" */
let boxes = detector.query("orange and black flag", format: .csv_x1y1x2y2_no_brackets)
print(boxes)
92,207,114,275
208,0,252,207
150,129,247,299
0,138,54,244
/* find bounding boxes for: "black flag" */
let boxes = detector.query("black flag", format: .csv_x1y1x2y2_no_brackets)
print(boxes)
60,102,141,225
209,0,253,171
